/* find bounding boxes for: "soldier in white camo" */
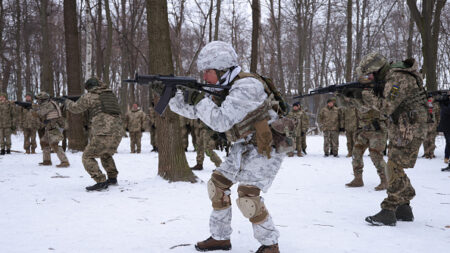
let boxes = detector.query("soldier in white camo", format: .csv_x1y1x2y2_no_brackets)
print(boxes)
169,41,283,253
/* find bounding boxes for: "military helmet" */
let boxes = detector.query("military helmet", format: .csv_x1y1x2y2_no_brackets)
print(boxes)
84,77,102,90
197,41,238,71
292,102,300,107
25,92,34,98
35,91,50,100
0,92,7,99
356,52,388,76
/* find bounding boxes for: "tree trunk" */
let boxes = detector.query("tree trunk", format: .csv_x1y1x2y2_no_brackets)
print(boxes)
15,0,23,101
345,0,352,82
39,0,54,95
250,0,260,73
407,11,414,58
214,0,221,40
355,0,367,72
64,0,88,151
96,0,103,78
85,0,93,78
146,0,196,183
319,0,331,87
103,0,112,84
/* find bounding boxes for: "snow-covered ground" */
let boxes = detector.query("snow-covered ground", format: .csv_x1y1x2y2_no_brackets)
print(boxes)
0,133,449,253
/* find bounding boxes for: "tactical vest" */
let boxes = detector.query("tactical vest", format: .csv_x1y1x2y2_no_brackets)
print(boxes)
89,89,121,119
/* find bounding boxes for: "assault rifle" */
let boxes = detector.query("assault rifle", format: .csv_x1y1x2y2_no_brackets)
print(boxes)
428,90,450,102
14,101,33,109
293,80,385,100
52,95,81,104
123,73,232,115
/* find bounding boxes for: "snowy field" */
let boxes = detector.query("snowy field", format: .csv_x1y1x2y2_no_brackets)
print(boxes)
0,133,449,253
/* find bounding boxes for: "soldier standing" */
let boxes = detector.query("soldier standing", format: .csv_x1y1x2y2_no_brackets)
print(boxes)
342,90,387,191
358,53,427,226
190,119,222,170
318,98,343,157
64,77,123,191
0,92,16,155
300,105,309,154
343,104,358,157
169,41,284,252
422,95,440,159
125,103,146,153
20,93,40,154
287,102,305,157
148,104,158,152
34,92,69,167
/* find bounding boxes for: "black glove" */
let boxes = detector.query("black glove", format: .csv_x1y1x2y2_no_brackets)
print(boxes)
183,90,205,105
126,128,129,132
141,128,145,132
11,125,16,131
301,132,305,136
339,128,345,132
151,124,156,130
52,97,66,104
372,120,381,131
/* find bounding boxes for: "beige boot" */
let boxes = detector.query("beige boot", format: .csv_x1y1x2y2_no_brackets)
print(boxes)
256,243,279,253
445,158,449,164
346,174,364,187
39,161,52,166
195,237,231,251
56,161,70,168
375,175,387,191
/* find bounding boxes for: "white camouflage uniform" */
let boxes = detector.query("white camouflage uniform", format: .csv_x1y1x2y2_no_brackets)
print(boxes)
169,41,283,246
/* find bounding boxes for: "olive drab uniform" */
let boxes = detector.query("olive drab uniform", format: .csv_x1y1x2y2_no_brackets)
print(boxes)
423,100,440,158
344,90,387,190
318,104,342,156
343,105,358,157
148,106,158,151
193,119,222,167
125,108,146,153
65,84,124,184
286,109,306,156
378,59,427,212
20,102,40,153
35,99,69,166
179,115,190,151
300,109,309,153
0,96,16,153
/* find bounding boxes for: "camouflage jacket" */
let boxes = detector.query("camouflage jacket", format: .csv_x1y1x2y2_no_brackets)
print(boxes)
318,105,342,131
148,107,157,126
65,88,124,137
352,90,386,131
20,103,40,129
287,109,307,136
0,100,16,129
35,100,64,131
382,59,427,146
342,106,358,132
126,109,146,132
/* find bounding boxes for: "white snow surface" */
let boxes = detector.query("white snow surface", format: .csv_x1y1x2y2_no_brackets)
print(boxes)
1,133,449,253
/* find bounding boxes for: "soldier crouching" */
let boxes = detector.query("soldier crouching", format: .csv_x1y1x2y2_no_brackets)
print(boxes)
64,77,124,191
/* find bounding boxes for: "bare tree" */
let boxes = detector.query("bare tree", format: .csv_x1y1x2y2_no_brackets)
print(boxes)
345,0,352,82
39,0,54,95
214,0,221,40
250,0,260,73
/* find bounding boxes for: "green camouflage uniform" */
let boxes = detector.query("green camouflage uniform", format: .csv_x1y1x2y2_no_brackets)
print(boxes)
194,119,222,167
0,98,15,151
380,61,427,211
350,90,387,182
20,102,40,153
179,115,189,150
287,109,306,156
343,105,358,156
318,105,342,155
125,108,146,153
148,107,158,150
423,101,440,157
301,109,309,152
65,86,124,183
35,100,69,164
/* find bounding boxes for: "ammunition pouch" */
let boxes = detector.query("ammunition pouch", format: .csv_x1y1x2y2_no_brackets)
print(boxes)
270,117,296,154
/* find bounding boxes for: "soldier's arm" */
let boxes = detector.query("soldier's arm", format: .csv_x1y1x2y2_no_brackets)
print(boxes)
65,94,91,114
381,73,411,116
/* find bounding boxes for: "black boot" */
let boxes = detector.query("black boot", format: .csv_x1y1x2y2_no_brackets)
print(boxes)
0,149,5,155
302,148,307,155
85,181,109,191
396,204,414,221
442,165,450,172
6,149,11,154
106,178,118,185
365,209,396,226
191,164,204,171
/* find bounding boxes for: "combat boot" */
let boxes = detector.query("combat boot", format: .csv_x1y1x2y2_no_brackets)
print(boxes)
31,148,36,154
345,174,363,187
39,161,52,166
56,161,70,168
106,178,118,185
6,149,11,154
365,209,396,226
302,148,307,155
191,164,204,171
444,158,449,164
287,152,294,157
374,175,387,191
26,148,30,154
297,152,303,157
195,236,231,251
256,244,280,253
85,181,109,191
442,165,450,172
0,149,5,155
395,204,414,221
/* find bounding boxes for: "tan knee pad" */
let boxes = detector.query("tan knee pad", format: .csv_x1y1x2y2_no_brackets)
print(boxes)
207,171,233,210
236,185,269,224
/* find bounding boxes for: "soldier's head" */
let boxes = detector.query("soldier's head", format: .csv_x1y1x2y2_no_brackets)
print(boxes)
356,52,389,81
35,91,50,103
327,98,335,108
197,41,238,84
132,103,138,110
84,77,104,91
292,102,301,111
25,92,33,102
0,92,6,102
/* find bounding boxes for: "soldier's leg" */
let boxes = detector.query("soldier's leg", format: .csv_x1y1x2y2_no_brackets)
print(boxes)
205,137,222,167
5,128,11,150
50,142,69,163
40,134,51,163
100,154,119,179
368,133,388,190
346,131,354,156
196,129,206,165
130,131,137,153
99,135,121,179
331,130,339,156
62,130,67,152
82,137,107,183
208,170,233,240
347,133,367,187
30,130,37,153
136,131,142,153
323,131,330,155
428,132,437,157
0,128,5,151
150,126,156,148
23,128,31,151
236,184,279,246
295,136,303,156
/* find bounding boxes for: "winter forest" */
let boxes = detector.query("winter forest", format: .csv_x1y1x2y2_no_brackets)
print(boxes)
0,0,448,109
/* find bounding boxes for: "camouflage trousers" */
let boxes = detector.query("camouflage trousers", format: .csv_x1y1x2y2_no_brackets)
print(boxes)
345,130,356,156
23,128,37,151
380,140,421,211
301,134,307,151
82,135,122,183
0,128,12,149
352,130,386,178
129,131,142,153
293,136,303,153
150,126,157,149
181,124,189,150
422,130,437,156
197,129,222,167
323,130,339,155
41,128,68,163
